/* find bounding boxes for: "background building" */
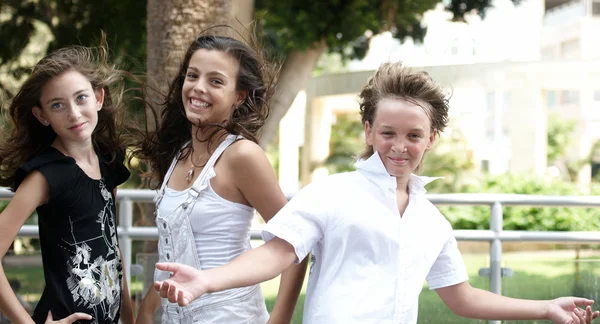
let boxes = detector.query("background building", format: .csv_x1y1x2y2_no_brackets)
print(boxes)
277,0,600,192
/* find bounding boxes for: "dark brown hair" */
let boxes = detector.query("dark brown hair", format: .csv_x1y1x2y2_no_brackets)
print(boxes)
133,31,278,188
359,62,449,160
0,37,128,189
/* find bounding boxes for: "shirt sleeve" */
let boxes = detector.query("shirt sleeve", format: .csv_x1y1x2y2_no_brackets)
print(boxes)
426,234,469,290
110,154,131,187
262,180,331,264
14,150,74,202
103,152,131,189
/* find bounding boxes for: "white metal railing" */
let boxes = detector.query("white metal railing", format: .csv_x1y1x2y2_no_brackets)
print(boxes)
2,188,600,324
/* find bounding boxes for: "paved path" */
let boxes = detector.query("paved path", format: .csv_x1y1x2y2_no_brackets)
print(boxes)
2,255,42,267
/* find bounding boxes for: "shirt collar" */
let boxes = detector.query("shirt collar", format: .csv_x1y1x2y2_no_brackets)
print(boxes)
355,152,442,195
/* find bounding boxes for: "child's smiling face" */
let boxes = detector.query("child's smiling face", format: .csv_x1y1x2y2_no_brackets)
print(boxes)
365,97,436,178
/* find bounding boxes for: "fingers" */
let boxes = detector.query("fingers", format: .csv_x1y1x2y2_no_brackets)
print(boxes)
574,298,595,307
62,313,93,323
155,262,178,272
178,289,189,307
589,305,600,320
571,311,582,324
153,280,191,307
45,311,93,324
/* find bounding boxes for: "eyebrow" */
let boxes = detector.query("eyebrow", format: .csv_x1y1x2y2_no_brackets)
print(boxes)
45,89,89,105
187,66,229,79
378,125,425,132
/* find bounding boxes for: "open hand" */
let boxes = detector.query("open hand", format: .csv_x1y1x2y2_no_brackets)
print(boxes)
45,311,92,323
153,262,208,306
547,297,599,324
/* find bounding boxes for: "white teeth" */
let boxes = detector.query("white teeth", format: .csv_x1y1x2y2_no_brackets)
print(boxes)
191,98,209,108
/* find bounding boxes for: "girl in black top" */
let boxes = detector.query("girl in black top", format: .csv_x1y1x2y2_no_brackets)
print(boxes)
0,37,134,324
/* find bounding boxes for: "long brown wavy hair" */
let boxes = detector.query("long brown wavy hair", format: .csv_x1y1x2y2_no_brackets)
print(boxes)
132,31,279,188
0,36,129,189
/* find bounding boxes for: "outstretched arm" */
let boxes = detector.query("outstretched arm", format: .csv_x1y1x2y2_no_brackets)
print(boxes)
437,281,599,323
154,237,297,306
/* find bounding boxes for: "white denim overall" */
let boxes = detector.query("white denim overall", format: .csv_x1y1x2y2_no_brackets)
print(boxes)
154,134,269,324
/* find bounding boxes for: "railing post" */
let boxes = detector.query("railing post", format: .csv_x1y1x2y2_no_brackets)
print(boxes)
119,198,133,294
489,201,503,324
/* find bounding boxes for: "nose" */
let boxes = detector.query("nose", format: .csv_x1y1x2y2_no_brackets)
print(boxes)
392,140,405,154
67,104,82,121
193,78,207,94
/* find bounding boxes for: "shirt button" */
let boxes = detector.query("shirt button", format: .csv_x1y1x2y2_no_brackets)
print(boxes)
165,238,169,244
166,253,170,260
163,223,167,229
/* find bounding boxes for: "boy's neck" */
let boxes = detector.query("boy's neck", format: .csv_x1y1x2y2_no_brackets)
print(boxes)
395,174,410,192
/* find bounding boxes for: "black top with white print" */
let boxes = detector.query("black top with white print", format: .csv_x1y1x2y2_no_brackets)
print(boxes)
15,146,130,324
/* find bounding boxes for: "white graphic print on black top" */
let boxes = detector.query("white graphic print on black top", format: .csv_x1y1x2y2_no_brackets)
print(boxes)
14,147,130,324
63,180,122,323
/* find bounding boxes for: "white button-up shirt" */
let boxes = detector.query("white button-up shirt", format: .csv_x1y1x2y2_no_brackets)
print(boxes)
263,152,469,324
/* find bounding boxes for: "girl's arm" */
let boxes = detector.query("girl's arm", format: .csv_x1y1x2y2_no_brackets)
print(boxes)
0,172,46,324
228,141,308,323
154,237,297,307
0,172,92,323
135,289,161,324
436,281,598,323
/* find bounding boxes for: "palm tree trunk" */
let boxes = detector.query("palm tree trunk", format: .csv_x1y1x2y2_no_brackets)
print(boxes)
259,41,327,148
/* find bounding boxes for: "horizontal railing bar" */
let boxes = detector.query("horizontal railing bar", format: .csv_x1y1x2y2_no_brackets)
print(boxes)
15,225,600,243
4,188,600,207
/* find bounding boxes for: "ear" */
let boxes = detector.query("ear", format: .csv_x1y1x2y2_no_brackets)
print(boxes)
32,106,49,126
235,90,248,107
364,121,373,146
426,129,437,151
94,88,105,111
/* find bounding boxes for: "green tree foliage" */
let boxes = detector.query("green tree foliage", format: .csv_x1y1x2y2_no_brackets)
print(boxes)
421,127,476,193
441,175,600,231
0,0,146,95
546,113,587,182
256,0,522,60
547,113,577,164
323,113,364,174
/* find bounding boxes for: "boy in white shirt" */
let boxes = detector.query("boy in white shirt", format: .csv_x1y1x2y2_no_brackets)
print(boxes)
153,62,599,324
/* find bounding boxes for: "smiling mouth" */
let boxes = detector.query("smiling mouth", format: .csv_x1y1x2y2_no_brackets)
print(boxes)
190,98,210,109
69,122,86,130
389,157,408,164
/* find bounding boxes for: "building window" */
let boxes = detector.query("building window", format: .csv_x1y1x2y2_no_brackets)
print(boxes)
546,90,557,108
560,90,580,105
593,1,600,16
481,160,490,173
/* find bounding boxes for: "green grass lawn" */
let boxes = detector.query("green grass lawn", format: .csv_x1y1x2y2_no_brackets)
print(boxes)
5,250,600,323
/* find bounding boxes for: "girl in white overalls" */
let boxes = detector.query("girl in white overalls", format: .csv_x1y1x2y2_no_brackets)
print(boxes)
133,34,308,323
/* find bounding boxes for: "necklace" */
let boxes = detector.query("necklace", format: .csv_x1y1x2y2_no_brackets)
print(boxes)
185,147,208,183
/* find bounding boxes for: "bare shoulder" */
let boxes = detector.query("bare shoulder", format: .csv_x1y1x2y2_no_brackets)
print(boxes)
7,170,49,214
222,139,269,169
18,170,48,192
